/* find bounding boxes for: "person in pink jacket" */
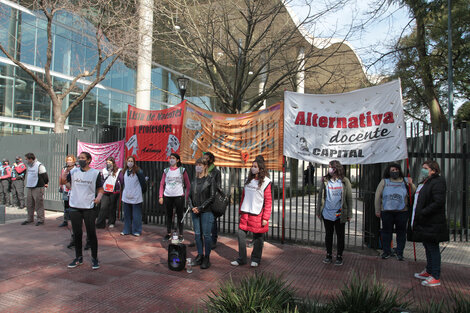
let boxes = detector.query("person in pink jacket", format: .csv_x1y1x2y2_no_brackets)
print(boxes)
231,155,272,268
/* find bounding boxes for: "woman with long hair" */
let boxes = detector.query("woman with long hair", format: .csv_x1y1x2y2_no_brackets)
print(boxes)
189,157,216,269
231,155,272,268
159,153,190,242
410,160,448,287
316,160,352,266
119,156,146,236
96,157,122,229
58,154,77,227
375,163,415,260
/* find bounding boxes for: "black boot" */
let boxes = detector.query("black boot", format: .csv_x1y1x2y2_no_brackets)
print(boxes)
194,254,203,266
201,255,211,269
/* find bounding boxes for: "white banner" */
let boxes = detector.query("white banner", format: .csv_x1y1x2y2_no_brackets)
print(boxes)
283,80,408,165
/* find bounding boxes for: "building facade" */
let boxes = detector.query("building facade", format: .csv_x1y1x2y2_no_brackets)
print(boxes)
0,0,214,135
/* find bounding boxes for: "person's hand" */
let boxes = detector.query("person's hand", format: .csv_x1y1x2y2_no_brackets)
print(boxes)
375,212,381,218
159,197,163,205
407,177,413,185
192,207,199,214
44,184,48,188
94,198,101,204
262,220,268,226
316,214,321,220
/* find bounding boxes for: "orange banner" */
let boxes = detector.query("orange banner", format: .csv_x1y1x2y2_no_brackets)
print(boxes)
181,102,284,170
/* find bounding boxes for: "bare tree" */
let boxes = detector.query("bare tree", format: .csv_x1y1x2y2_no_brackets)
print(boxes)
0,0,140,132
155,0,367,113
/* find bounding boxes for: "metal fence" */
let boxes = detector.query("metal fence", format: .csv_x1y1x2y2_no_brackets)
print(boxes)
0,122,467,249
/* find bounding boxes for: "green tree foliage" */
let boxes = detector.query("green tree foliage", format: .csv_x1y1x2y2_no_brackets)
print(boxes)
455,101,470,126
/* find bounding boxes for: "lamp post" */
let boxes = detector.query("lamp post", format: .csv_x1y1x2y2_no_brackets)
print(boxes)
177,76,189,102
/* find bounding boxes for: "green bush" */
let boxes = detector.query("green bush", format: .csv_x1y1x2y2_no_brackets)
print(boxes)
328,274,410,313
204,273,298,313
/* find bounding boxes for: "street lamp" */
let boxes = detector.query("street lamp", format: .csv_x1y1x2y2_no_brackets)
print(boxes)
177,76,189,102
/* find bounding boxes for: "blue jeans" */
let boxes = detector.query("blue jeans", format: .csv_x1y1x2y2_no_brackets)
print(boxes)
381,210,408,255
123,202,142,235
423,242,441,279
192,211,214,257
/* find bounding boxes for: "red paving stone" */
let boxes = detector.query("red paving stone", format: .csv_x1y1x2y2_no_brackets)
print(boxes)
0,216,469,312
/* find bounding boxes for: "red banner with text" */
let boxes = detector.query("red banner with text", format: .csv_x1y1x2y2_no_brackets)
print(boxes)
125,102,185,161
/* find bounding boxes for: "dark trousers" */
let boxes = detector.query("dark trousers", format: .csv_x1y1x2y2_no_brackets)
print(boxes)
192,211,214,257
323,219,345,256
381,210,408,255
63,200,70,221
11,179,25,207
164,196,185,234
237,230,264,264
212,219,218,243
96,193,119,227
423,242,441,279
0,179,10,205
70,208,98,260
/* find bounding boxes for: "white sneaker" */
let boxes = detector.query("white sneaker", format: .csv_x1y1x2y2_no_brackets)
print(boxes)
108,224,114,228
250,261,259,267
231,260,241,266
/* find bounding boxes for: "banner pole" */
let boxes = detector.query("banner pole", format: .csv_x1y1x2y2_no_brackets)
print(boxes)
282,156,286,244
406,158,417,262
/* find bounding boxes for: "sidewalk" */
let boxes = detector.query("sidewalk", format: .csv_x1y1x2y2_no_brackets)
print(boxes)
0,212,469,312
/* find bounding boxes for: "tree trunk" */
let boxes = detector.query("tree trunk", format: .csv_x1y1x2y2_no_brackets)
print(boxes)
52,96,66,133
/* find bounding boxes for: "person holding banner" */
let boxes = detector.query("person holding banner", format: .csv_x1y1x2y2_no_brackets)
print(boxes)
189,157,216,269
159,153,190,242
119,156,146,236
375,163,415,261
231,155,272,268
96,157,122,229
316,160,352,266
61,152,104,270
410,160,448,287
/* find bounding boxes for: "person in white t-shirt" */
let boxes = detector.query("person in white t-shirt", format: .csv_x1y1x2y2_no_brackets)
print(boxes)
118,156,147,237
61,152,104,270
96,157,122,229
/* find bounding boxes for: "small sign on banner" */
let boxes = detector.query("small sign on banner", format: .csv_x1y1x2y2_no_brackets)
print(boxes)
77,140,125,169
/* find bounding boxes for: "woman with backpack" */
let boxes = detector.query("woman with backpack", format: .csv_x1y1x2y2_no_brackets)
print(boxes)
96,157,122,229
159,153,190,242
375,163,416,261
189,157,216,269
119,156,146,237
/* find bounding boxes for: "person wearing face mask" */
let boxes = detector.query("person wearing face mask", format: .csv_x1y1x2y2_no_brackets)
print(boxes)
203,152,221,249
61,152,104,270
316,160,352,266
189,157,216,269
0,158,12,206
58,155,78,227
159,153,190,242
231,155,272,268
375,163,416,260
96,157,122,229
118,156,147,236
409,160,448,287
11,156,27,209
21,153,49,226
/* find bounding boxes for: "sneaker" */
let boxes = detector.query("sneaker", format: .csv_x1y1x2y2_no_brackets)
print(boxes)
381,252,391,259
335,256,343,266
68,257,83,268
163,234,171,241
201,256,211,269
230,260,246,266
91,258,100,270
414,269,432,280
194,254,203,266
132,233,141,237
396,255,404,261
108,224,115,228
178,235,184,243
58,221,68,227
21,220,32,225
421,276,441,287
120,232,129,236
323,255,333,264
35,221,44,226
250,261,259,267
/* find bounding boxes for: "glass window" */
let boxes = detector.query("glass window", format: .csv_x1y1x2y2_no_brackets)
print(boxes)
35,18,48,68
0,63,15,117
83,88,97,127
59,80,83,127
14,67,35,120
97,89,110,125
18,12,36,65
13,123,32,135
53,25,72,74
69,31,84,77
34,74,51,122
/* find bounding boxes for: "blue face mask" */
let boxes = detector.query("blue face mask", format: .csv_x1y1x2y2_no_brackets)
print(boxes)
420,168,429,179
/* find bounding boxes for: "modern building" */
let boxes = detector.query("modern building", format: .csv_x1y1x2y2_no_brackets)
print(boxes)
0,0,215,135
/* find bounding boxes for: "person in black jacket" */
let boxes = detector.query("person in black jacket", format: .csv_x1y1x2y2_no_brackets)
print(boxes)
189,157,216,269
203,152,221,249
409,160,448,287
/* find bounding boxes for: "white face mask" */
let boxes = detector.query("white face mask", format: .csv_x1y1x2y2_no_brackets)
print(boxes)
169,159,177,166
251,167,259,175
328,168,335,174
127,161,134,168
195,165,203,173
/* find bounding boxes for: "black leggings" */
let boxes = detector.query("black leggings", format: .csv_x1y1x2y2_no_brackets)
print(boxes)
70,208,98,260
164,196,185,234
323,218,345,256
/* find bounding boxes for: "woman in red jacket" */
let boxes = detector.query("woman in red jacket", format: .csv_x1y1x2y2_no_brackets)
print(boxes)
231,155,272,268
